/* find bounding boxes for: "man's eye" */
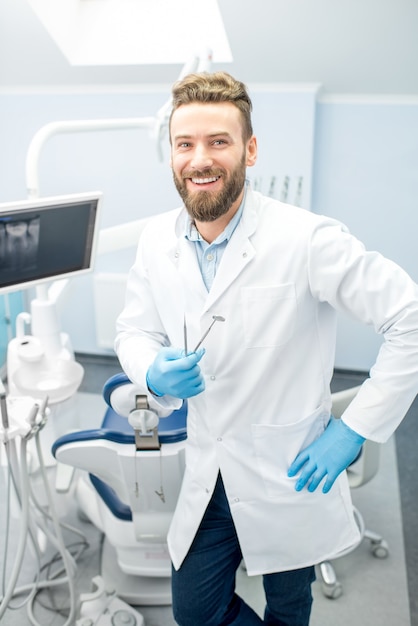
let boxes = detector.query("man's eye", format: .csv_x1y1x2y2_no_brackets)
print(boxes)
213,139,226,146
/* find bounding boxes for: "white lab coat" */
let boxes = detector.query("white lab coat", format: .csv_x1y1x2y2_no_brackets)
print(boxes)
115,188,418,575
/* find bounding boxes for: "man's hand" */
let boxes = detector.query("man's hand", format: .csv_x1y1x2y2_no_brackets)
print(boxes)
146,347,205,399
288,417,365,493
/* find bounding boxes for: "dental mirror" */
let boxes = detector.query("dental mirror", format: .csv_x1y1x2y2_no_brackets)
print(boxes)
193,315,225,352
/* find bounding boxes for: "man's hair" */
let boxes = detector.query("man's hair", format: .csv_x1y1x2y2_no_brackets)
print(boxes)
170,71,253,142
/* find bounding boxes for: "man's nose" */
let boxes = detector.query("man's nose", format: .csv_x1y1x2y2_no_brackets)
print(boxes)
190,144,213,169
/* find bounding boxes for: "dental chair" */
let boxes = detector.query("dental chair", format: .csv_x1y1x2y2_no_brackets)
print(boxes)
317,385,389,599
52,378,387,605
52,373,187,605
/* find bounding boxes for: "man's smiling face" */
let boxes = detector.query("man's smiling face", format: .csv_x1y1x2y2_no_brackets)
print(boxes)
170,102,256,222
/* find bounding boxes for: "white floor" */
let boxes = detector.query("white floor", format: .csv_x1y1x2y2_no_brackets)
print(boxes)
0,391,411,626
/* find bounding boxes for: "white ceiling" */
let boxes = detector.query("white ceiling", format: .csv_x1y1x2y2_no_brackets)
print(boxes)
1,0,417,94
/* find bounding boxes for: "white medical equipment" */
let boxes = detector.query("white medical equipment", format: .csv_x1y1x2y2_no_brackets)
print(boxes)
0,379,80,625
0,192,104,625
1,192,102,405
0,380,139,626
76,575,144,626
52,374,188,605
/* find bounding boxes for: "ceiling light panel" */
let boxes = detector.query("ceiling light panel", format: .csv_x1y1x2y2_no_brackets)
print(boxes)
28,0,233,66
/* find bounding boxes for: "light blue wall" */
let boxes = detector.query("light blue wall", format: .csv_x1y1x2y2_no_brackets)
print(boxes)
0,90,178,217
313,97,418,369
1,88,417,371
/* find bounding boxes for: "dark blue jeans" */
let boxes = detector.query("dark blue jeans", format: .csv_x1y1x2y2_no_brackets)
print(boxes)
172,474,315,625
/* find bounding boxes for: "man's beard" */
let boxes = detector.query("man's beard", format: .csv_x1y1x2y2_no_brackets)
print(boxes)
173,154,246,222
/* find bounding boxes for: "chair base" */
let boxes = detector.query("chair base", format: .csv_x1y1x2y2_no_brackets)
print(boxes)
101,539,172,606
317,507,389,599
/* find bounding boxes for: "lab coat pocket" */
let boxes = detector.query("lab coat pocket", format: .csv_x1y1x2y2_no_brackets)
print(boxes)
240,284,296,348
252,406,327,499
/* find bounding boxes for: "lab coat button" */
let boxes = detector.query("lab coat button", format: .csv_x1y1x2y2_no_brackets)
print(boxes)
217,437,222,442
233,497,240,503
174,251,180,258
210,375,216,381
242,252,248,258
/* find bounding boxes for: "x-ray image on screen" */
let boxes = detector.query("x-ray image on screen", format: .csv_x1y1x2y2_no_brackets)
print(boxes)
0,215,40,273
0,192,102,294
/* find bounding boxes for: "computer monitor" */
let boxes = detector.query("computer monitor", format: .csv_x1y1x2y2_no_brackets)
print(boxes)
0,192,102,294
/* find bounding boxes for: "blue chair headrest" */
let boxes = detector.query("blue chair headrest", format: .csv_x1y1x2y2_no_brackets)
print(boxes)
102,372,131,408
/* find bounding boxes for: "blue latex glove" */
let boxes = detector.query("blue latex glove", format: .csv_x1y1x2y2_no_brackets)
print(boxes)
146,347,205,399
287,417,365,494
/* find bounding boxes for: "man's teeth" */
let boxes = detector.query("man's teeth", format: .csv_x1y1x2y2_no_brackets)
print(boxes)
191,176,219,184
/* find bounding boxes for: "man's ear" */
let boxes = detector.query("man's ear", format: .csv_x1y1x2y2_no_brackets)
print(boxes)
246,136,257,167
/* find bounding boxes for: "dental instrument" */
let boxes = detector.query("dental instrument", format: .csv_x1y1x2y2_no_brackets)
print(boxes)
280,175,290,202
1,381,9,430
183,315,188,355
193,315,225,352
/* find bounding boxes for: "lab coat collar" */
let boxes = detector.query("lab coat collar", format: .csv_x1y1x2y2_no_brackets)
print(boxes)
204,191,257,311
170,186,259,313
